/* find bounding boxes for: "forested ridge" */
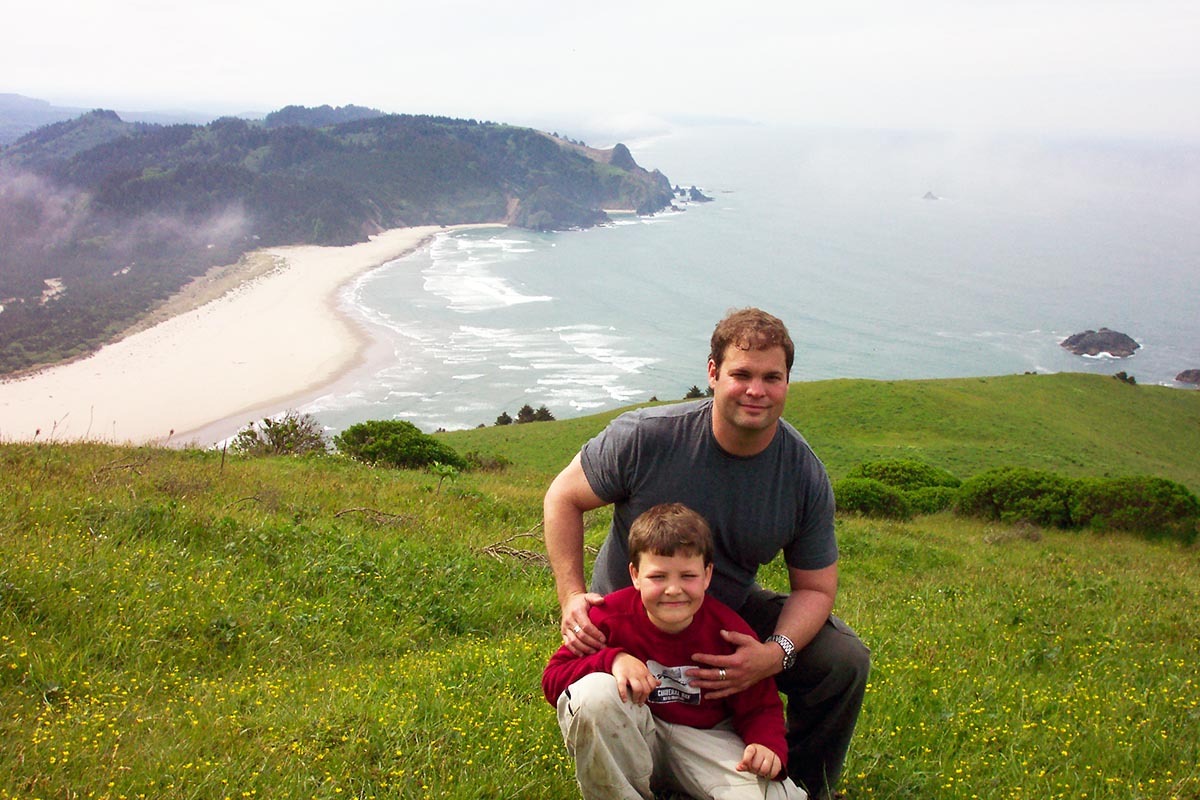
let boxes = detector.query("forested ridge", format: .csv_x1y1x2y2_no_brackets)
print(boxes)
0,105,675,374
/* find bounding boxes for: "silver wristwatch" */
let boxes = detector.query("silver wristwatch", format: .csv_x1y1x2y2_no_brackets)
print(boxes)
767,634,796,670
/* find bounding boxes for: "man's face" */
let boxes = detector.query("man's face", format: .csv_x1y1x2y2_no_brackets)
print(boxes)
629,551,713,634
707,344,789,441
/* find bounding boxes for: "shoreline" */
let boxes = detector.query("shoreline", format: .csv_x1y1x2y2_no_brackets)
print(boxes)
0,225,498,446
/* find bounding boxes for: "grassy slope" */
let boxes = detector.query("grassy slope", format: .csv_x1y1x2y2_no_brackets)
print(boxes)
2,373,1198,799
444,372,1200,491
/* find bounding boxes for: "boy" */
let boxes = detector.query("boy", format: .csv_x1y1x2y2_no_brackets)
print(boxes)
542,503,806,800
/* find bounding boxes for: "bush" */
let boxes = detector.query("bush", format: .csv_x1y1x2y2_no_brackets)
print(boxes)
334,420,467,470
956,467,1080,528
1073,476,1200,542
833,477,912,520
232,410,328,456
464,451,512,472
908,486,959,515
846,459,961,491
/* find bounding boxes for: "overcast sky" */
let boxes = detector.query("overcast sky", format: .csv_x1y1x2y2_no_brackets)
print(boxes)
5,0,1198,139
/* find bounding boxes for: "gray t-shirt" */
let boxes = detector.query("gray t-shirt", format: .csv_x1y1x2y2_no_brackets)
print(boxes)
581,399,837,610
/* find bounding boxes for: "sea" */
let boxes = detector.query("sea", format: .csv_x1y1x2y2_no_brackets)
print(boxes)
303,123,1200,434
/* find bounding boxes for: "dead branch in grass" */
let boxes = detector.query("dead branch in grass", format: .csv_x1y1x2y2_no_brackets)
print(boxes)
335,506,413,526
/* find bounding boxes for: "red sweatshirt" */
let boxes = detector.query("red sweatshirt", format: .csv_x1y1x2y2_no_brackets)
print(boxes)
542,586,789,769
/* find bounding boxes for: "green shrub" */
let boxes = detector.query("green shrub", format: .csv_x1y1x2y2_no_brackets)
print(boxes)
908,486,959,515
232,410,328,456
833,477,913,520
1073,476,1200,542
956,467,1080,528
334,420,467,470
464,451,512,472
846,458,961,491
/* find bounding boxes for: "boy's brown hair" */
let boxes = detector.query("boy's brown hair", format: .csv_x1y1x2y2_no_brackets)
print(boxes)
628,503,714,567
709,307,795,374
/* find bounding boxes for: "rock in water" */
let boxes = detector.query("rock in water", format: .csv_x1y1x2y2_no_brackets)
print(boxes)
1060,328,1140,357
1176,369,1200,385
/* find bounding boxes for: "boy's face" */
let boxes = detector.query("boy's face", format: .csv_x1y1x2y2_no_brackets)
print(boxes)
629,551,713,634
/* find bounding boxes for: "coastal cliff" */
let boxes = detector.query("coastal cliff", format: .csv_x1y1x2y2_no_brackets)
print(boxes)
0,105,676,373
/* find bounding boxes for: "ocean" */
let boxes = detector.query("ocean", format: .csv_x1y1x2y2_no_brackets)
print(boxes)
304,123,1200,434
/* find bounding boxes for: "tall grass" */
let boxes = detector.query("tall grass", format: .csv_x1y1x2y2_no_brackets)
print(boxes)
3,374,1198,799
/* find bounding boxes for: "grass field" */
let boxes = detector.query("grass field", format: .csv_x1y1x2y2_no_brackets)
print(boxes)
2,373,1197,799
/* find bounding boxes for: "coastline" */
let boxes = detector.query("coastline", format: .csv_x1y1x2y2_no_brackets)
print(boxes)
0,225,496,446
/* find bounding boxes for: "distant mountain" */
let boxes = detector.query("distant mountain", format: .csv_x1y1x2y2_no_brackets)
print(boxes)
263,104,387,129
0,95,80,145
0,93,217,145
2,109,143,166
0,105,675,374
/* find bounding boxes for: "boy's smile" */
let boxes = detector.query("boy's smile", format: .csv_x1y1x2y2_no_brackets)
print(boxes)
629,551,714,634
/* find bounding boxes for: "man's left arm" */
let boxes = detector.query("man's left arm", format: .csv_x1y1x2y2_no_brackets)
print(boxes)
691,563,836,700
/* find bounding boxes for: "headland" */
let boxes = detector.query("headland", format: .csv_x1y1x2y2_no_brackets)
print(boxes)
0,225,498,445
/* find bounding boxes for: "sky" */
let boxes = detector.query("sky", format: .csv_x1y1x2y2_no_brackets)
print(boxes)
4,0,1199,140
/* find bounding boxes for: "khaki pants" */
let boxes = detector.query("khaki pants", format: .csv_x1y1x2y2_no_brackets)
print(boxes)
557,673,807,800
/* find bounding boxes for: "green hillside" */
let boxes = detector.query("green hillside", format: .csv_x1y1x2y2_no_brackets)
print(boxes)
2,374,1197,799
444,372,1200,492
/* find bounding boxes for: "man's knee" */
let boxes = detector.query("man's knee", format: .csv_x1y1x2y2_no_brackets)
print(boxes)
822,616,871,684
784,617,870,703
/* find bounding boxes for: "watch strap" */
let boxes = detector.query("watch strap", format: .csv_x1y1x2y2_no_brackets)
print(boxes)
767,634,796,669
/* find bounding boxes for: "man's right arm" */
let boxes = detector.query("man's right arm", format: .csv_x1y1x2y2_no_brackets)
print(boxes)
544,453,610,655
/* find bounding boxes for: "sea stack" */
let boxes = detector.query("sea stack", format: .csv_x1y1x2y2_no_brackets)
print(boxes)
1060,328,1140,358
1176,369,1200,386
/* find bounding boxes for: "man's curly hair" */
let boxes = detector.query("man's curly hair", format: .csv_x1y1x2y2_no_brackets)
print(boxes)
709,307,794,373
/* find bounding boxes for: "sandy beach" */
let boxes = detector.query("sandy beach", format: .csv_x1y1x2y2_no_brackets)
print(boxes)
0,226,468,446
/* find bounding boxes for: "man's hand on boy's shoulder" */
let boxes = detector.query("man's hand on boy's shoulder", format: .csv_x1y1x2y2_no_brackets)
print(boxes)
560,590,607,656
737,742,783,780
612,652,659,705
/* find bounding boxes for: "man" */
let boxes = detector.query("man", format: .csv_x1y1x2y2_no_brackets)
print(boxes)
544,307,869,800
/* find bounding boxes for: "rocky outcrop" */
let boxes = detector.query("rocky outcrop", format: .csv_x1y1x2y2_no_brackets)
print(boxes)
673,184,713,202
1176,369,1200,386
1060,328,1140,358
609,143,638,171
507,188,609,231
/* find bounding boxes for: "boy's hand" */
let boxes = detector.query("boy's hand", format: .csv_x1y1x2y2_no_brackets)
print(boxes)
612,653,659,705
736,742,782,780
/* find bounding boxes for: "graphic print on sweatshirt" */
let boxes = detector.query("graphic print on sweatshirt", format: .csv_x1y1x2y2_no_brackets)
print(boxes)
646,660,701,706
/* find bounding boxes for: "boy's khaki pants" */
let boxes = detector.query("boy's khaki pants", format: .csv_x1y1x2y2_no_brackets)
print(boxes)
556,673,807,800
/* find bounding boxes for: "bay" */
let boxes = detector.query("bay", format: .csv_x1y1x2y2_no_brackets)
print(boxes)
306,124,1200,434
